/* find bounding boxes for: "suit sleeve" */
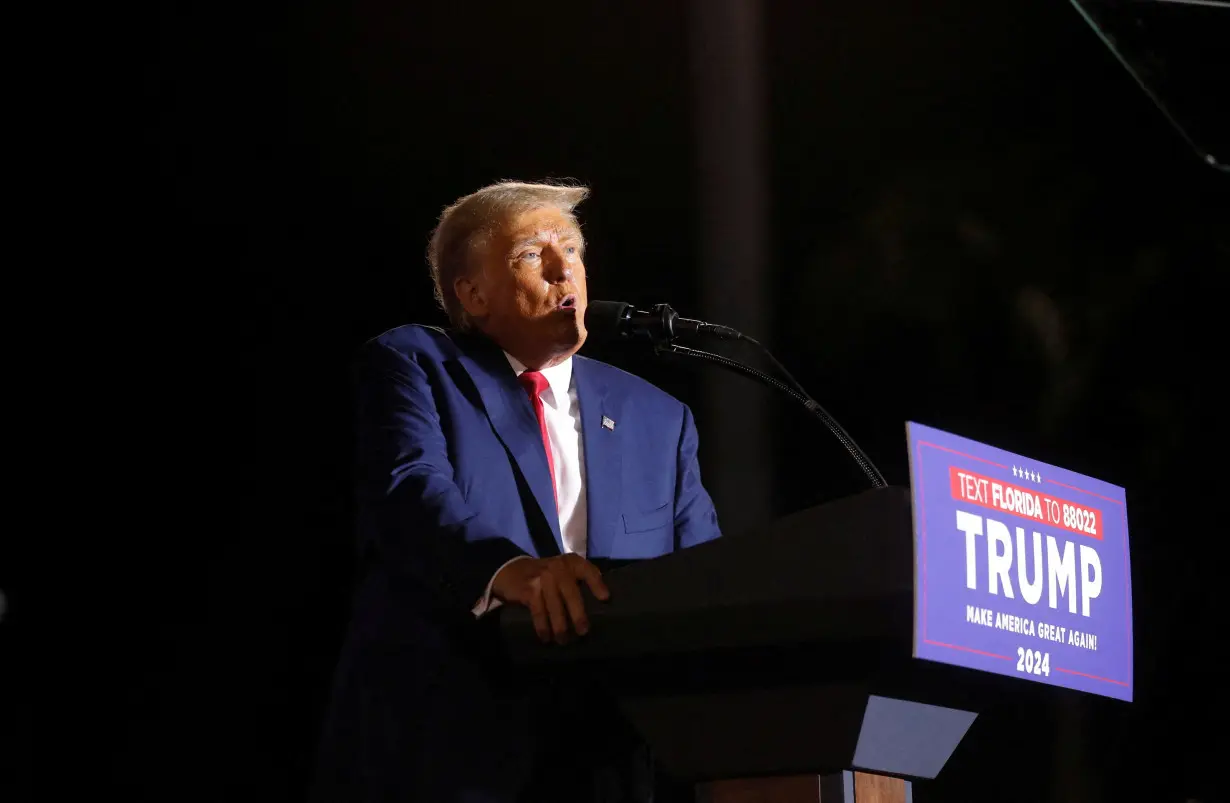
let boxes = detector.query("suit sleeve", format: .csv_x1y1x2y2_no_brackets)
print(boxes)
355,341,529,609
673,403,722,549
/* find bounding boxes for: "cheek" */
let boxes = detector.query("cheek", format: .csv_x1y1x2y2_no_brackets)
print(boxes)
512,276,545,312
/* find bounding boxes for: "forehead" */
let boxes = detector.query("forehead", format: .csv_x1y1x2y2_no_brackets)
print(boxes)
498,206,582,242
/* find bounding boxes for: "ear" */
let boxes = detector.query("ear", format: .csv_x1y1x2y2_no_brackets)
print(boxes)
454,273,489,319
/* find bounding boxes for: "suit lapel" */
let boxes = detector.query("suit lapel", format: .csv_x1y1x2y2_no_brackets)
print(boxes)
454,335,563,554
574,356,623,560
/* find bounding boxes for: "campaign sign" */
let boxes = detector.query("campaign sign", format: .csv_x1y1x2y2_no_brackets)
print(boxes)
906,422,1133,701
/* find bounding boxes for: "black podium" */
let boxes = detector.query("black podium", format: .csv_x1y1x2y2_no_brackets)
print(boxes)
499,487,986,803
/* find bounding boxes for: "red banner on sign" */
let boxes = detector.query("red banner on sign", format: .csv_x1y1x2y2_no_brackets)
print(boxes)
948,466,1103,540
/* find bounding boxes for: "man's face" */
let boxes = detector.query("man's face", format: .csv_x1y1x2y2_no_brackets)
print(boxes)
457,205,588,367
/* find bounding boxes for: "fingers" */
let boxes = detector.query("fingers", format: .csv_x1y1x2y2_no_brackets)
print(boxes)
518,556,609,645
526,580,550,644
576,559,610,602
555,570,589,637
539,572,570,645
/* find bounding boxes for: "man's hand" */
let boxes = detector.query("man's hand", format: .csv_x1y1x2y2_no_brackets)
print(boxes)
491,554,610,644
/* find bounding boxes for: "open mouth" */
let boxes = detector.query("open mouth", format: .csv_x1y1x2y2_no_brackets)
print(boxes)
557,294,577,310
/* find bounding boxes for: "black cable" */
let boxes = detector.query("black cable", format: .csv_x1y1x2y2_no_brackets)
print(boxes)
658,341,888,490
738,334,809,399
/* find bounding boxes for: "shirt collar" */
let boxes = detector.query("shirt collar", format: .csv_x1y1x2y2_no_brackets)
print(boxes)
504,352,573,406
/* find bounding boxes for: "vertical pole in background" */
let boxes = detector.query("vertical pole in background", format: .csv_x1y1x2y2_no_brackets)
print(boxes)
688,0,772,537
1053,701,1097,803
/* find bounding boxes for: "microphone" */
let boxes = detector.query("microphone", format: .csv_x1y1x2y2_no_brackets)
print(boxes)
585,300,743,345
583,300,888,489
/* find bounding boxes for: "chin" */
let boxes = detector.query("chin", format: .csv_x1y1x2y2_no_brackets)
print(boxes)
551,315,586,351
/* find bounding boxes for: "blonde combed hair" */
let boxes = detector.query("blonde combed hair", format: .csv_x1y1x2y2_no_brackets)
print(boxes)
427,180,590,330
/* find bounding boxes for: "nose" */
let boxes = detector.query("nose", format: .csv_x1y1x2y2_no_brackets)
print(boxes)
542,245,574,283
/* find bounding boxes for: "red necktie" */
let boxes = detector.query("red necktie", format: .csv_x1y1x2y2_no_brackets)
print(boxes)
517,371,558,508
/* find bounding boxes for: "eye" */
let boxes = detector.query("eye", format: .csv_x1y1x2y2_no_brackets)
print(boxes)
518,250,541,263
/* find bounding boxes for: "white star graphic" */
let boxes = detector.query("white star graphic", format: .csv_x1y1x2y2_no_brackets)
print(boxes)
1032,471,1040,483
1013,466,1020,477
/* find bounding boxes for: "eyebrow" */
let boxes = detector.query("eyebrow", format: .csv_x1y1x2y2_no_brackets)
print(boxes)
507,229,585,255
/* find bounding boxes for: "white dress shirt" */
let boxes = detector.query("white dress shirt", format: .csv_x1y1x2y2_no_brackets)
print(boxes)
471,353,588,615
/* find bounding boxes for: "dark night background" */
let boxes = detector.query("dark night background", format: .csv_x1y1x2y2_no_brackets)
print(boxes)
95,0,1229,800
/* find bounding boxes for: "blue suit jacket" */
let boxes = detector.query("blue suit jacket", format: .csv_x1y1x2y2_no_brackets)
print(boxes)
312,324,722,802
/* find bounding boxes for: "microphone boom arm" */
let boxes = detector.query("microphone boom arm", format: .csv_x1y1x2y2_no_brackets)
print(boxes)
586,299,887,489
655,341,888,490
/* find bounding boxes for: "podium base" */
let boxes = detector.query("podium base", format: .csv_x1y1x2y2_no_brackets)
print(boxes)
698,771,911,803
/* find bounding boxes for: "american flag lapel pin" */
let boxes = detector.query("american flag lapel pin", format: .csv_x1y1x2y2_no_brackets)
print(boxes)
601,415,616,431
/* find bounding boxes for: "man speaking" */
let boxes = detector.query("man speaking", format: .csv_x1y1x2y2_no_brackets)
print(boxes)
311,180,723,802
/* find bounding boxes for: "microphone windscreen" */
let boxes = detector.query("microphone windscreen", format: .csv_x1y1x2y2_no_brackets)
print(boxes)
583,300,630,344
